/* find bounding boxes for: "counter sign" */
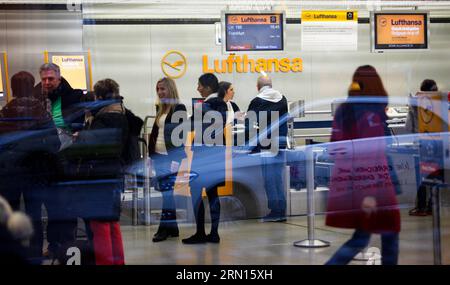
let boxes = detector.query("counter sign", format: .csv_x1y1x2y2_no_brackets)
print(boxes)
301,10,358,51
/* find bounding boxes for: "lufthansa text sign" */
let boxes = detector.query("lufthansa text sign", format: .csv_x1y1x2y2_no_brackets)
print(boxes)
202,54,302,74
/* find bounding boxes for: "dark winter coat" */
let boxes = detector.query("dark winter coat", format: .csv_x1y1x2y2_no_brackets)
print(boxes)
76,101,129,221
34,77,83,132
0,96,53,134
246,94,288,152
190,95,228,149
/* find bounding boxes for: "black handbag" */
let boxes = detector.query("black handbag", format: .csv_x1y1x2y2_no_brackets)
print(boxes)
56,178,123,221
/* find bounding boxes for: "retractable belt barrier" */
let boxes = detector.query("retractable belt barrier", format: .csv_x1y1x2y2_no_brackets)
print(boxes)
431,183,449,265
293,139,330,248
140,115,155,225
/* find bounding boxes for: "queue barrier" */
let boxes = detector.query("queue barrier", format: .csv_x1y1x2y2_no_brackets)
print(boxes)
141,115,155,225
293,139,330,248
431,183,450,265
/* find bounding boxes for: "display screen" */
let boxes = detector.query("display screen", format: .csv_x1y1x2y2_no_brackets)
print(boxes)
51,55,88,91
192,98,205,113
225,12,284,52
0,66,3,97
373,12,428,50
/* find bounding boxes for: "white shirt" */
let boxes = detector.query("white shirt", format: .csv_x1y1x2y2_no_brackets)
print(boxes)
204,92,218,102
226,101,235,125
155,114,168,155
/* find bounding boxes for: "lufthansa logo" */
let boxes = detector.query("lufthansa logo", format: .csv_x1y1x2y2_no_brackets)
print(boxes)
161,50,187,79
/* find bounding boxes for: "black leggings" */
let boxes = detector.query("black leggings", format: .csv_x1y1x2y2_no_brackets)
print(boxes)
190,186,220,235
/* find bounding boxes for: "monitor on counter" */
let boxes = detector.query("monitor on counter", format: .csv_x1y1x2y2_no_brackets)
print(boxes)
0,68,4,98
371,11,429,52
46,51,92,92
192,98,205,114
222,11,285,53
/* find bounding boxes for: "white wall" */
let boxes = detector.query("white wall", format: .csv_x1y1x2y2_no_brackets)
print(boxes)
1,5,449,123
0,10,82,85
83,25,152,116
0,11,5,51
83,21,450,122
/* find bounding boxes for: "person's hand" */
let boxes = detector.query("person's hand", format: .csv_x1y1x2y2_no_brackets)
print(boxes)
361,196,377,215
72,131,80,139
170,161,180,172
235,111,246,121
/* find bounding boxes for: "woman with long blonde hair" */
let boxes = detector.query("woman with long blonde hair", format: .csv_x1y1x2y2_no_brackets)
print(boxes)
148,77,187,242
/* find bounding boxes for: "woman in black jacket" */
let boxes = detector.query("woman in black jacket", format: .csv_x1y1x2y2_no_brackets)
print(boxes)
148,77,187,242
217,81,241,126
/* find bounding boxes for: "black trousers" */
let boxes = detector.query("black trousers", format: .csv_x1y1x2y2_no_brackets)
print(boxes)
189,186,220,235
42,186,77,254
189,147,224,235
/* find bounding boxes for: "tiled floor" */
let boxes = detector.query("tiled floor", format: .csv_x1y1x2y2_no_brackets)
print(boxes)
121,210,442,265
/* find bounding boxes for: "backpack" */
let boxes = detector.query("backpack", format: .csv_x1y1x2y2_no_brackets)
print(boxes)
122,109,144,167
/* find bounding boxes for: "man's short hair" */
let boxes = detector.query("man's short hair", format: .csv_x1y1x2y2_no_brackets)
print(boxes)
94,78,121,100
39,63,61,78
257,76,272,90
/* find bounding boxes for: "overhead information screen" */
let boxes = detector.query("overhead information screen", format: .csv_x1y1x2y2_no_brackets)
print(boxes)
372,12,428,52
224,12,284,52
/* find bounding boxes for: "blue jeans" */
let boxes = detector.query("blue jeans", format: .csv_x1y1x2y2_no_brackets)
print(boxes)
325,230,399,265
261,151,286,217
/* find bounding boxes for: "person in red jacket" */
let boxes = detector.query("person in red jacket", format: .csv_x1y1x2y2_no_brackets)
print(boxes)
325,65,401,265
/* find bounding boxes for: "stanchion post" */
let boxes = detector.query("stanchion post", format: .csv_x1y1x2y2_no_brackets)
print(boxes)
432,184,443,265
142,116,154,226
143,160,151,225
131,174,138,226
294,139,330,248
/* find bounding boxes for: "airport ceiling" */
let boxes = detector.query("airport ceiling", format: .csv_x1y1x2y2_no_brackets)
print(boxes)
2,1,450,18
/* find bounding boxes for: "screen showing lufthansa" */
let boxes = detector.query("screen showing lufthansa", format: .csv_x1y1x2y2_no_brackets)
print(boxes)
374,12,428,50
225,12,284,52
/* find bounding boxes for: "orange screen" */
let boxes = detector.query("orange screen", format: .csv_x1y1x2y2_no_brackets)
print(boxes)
376,14,426,45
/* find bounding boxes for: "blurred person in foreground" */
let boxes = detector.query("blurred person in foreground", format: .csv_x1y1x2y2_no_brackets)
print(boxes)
325,65,401,265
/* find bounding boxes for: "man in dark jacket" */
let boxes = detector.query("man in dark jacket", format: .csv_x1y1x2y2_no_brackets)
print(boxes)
36,63,84,133
247,76,288,222
36,63,83,259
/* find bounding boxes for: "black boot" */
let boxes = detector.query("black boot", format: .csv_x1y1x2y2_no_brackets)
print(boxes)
152,211,179,242
182,232,207,244
152,225,169,242
206,231,220,243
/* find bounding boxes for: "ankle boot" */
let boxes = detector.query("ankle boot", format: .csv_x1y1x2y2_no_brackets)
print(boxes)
162,210,179,236
166,221,179,237
152,217,179,242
